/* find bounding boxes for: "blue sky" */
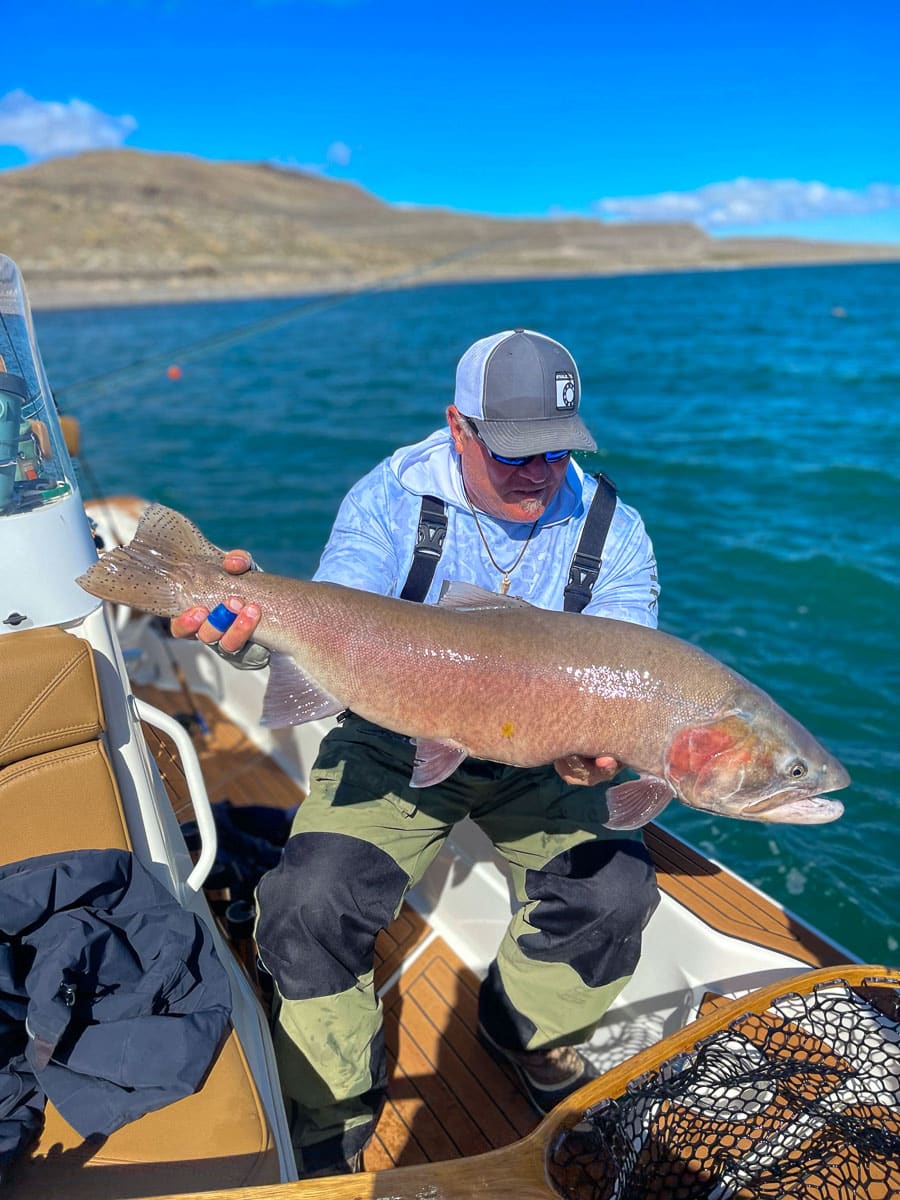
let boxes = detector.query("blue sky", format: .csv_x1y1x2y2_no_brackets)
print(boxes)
2,0,900,243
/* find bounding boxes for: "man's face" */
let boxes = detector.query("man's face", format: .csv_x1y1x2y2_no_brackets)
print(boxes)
447,406,570,523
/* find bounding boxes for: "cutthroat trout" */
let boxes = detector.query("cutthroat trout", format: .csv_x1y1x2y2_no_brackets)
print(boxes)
77,503,849,829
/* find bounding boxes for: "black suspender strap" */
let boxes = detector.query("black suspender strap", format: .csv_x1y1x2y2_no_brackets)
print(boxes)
400,494,448,602
401,476,615,610
563,473,618,613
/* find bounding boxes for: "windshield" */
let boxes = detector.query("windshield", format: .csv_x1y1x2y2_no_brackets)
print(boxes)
0,255,76,517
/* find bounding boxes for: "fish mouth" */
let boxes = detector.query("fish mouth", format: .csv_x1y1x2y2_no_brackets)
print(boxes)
742,790,845,824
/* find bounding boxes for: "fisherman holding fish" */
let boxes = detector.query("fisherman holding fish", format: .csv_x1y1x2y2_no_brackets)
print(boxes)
79,328,848,1177
82,325,839,1176
167,331,668,1172
167,330,663,1173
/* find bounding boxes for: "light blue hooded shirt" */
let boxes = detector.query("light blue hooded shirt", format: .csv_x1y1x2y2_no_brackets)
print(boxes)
314,428,659,628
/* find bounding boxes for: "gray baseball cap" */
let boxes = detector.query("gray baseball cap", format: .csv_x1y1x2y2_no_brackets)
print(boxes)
454,329,597,456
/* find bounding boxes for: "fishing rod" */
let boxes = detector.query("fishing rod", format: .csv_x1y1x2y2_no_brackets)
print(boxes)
49,229,522,575
51,233,521,408
46,234,519,743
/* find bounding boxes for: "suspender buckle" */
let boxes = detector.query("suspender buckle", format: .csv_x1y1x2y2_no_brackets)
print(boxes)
400,495,449,602
565,552,602,607
414,511,447,559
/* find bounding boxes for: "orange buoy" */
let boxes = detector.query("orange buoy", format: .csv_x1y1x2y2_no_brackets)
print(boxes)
167,364,183,380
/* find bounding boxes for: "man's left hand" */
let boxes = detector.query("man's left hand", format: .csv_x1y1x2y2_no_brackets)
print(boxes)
553,754,621,787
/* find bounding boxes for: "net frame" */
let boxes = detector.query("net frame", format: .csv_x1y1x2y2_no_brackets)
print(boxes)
542,965,900,1200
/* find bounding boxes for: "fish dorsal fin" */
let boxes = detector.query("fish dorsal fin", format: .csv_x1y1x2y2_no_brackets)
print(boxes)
411,738,468,787
437,580,533,611
260,652,345,728
604,775,674,830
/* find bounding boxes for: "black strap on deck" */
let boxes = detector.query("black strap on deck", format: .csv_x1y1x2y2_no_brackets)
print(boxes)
562,473,617,613
399,494,448,602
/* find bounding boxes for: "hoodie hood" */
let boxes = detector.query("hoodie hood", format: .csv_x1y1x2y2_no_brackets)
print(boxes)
387,428,588,525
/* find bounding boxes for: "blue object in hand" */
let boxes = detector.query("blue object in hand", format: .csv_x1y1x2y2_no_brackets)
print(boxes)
207,603,238,633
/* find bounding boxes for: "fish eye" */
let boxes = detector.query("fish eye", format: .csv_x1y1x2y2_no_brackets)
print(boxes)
788,760,808,779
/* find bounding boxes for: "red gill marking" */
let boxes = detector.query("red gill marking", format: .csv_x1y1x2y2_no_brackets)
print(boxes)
668,723,737,777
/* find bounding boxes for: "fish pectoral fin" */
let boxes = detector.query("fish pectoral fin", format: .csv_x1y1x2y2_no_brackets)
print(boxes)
260,652,345,728
410,738,468,788
437,580,534,610
604,775,674,830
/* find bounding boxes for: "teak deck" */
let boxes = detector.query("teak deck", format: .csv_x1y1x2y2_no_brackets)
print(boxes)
135,679,844,1172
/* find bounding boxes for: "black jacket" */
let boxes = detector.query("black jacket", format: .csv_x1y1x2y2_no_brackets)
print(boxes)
0,848,231,1171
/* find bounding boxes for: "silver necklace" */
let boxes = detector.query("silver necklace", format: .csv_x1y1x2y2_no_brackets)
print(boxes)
465,491,539,595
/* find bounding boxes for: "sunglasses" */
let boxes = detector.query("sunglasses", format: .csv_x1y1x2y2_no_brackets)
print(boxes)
467,420,571,467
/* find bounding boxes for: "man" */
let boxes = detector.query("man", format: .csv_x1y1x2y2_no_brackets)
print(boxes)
173,329,660,1176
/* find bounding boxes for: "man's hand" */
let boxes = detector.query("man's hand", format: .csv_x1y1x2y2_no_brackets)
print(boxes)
553,754,621,787
169,550,261,655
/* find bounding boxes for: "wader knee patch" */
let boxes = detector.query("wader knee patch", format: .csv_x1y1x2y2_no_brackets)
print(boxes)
518,838,660,988
256,831,408,1000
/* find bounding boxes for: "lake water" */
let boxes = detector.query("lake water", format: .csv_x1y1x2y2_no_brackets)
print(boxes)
34,261,899,965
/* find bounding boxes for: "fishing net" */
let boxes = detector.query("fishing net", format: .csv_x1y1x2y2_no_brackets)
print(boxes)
546,974,900,1200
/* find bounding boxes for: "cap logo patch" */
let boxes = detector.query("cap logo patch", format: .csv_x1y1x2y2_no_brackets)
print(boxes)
555,371,576,410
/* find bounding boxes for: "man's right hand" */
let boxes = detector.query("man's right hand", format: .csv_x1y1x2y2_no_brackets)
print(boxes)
553,754,621,787
170,550,261,655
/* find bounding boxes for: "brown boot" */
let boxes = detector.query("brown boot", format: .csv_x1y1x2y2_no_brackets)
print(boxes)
477,1024,593,1115
301,1148,364,1178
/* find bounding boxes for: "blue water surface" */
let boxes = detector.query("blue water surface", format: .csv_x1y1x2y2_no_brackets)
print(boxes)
34,261,900,965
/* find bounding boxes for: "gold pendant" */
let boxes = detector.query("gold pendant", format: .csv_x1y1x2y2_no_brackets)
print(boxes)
500,575,510,595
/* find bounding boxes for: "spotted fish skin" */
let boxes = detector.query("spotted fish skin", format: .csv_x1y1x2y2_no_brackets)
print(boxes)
77,503,849,828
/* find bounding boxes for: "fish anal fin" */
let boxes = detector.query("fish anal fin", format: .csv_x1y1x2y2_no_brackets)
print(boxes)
604,775,674,830
410,738,468,788
261,652,345,728
437,580,533,611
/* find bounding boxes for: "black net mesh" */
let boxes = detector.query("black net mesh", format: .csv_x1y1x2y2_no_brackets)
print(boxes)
546,977,900,1200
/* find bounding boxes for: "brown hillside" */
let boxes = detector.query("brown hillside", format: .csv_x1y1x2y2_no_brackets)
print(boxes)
1,149,897,308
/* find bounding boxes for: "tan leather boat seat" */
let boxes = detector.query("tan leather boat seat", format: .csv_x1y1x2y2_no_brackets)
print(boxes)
0,625,280,1195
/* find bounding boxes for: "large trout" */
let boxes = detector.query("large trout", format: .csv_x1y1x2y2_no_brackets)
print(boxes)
77,504,849,829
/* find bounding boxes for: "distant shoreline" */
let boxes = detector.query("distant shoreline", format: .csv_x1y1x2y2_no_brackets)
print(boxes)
26,253,900,313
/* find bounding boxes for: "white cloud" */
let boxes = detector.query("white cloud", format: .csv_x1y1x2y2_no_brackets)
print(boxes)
325,140,352,167
273,140,354,176
594,178,900,230
0,90,137,160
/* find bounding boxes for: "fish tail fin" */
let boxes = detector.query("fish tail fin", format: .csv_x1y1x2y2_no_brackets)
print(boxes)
76,503,226,617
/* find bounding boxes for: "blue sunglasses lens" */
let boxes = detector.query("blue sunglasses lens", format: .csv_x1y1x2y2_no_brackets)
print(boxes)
490,448,570,466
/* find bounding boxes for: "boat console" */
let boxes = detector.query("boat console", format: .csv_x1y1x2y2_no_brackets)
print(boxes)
0,255,98,635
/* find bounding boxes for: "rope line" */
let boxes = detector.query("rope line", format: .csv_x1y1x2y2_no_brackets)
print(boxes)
52,234,520,404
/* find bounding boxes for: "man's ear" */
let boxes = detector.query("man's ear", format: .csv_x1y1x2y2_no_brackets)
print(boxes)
447,405,468,454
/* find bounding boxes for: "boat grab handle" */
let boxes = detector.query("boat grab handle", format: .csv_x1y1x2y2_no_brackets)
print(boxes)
133,698,217,892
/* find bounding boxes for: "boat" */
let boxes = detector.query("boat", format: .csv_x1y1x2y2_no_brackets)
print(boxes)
1,252,896,1199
